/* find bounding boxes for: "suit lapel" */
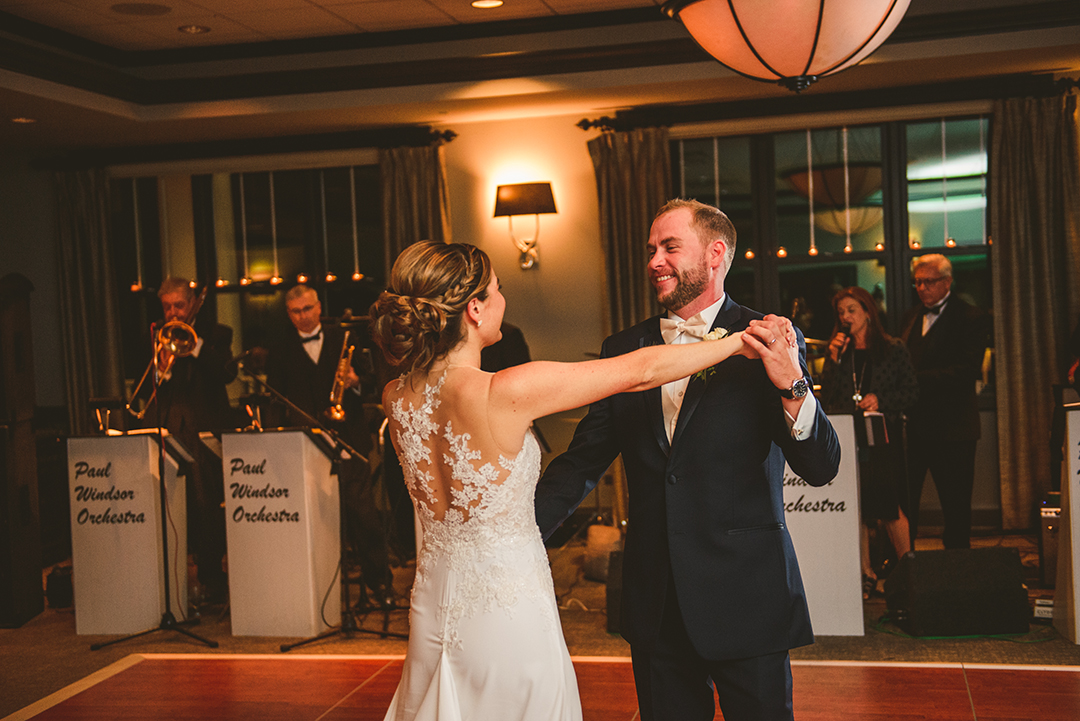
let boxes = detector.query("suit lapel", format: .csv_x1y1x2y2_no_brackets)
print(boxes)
640,318,669,455
670,296,745,449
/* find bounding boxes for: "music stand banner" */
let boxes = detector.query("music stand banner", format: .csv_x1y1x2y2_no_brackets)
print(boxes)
67,434,187,635
783,414,863,636
222,430,340,637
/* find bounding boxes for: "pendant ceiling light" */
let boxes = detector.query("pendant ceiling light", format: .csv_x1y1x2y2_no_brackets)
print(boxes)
663,0,911,92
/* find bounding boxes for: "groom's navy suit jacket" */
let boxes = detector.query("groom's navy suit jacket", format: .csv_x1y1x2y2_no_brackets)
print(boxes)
536,296,840,661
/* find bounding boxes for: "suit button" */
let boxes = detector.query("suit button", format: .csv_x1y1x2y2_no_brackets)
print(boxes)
667,475,677,485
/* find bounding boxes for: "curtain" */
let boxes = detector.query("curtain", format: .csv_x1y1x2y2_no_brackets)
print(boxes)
54,170,125,436
379,144,452,278
990,89,1080,529
588,128,672,334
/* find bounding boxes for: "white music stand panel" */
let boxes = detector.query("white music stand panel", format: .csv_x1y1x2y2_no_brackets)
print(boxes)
784,413,863,636
222,430,340,637
67,434,187,636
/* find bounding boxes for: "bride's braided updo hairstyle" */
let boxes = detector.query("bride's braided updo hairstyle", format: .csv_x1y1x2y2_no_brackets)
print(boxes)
370,240,493,374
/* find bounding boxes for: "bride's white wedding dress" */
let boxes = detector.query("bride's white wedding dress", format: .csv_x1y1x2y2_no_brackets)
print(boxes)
382,372,582,721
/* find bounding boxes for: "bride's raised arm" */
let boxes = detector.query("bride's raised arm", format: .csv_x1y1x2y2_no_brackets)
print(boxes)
487,331,753,434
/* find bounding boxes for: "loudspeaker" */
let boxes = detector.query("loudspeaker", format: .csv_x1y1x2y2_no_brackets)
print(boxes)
885,548,1029,637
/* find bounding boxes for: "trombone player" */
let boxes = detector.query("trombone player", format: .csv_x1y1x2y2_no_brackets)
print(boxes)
267,284,394,608
131,277,236,606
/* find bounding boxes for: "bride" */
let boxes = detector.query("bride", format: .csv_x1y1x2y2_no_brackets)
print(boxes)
370,240,762,721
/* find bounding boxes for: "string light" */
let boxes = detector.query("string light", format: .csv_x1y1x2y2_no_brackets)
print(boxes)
132,178,143,293
325,273,337,283
239,173,251,286
744,250,755,260
941,118,950,247
215,278,229,287
806,129,816,257
776,246,788,258
269,171,280,282
842,126,853,254
350,167,361,281
297,273,309,284
875,242,884,252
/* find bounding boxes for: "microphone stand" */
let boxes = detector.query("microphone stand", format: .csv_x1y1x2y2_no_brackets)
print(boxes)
92,353,218,651
235,365,405,650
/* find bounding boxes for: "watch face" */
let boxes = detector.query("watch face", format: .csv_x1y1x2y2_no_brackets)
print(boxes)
791,378,809,398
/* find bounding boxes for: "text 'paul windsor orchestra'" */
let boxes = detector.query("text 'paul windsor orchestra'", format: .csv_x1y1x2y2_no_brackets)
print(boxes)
229,457,300,523
783,472,846,514
72,461,146,526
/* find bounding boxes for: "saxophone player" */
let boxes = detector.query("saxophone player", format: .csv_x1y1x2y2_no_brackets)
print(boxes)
267,284,394,608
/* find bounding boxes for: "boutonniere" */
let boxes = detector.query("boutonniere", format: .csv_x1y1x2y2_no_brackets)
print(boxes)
692,327,731,384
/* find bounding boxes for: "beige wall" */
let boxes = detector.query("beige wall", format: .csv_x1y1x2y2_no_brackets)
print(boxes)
441,113,614,464
442,114,607,365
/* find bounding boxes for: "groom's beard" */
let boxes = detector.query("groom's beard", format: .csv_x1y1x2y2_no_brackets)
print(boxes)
657,259,708,312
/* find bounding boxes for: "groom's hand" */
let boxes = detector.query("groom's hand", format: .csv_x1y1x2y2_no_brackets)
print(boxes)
744,315,802,391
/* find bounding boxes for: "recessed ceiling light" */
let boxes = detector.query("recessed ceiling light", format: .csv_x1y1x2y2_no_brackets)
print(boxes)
111,3,172,16
472,1,504,8
178,25,211,34
11,117,37,124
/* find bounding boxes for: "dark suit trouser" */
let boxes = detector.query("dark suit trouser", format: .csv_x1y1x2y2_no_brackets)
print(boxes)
630,576,794,721
907,437,977,549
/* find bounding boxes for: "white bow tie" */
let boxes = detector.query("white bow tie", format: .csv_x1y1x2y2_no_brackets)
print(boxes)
660,313,708,344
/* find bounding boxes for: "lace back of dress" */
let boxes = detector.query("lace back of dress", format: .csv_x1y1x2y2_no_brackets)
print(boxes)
389,373,536,534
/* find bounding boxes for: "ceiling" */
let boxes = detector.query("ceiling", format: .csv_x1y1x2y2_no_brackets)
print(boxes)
0,0,1078,160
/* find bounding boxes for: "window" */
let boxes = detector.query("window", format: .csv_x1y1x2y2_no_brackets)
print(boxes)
672,115,991,361
109,164,382,387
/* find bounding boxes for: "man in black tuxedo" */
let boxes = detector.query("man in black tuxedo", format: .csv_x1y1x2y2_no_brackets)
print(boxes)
536,199,840,721
267,285,393,605
136,277,235,603
900,254,990,549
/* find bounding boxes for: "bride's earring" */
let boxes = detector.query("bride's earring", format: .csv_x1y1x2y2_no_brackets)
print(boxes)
476,319,483,328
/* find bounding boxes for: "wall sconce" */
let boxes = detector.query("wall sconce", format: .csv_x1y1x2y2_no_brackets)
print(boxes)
494,182,557,270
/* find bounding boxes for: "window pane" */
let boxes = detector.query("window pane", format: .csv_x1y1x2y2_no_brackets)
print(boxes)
779,259,888,348
674,137,753,252
775,126,884,256
725,264,756,309
110,176,161,380
906,117,988,248
906,253,992,317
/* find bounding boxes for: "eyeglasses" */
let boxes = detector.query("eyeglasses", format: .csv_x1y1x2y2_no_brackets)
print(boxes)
912,276,947,288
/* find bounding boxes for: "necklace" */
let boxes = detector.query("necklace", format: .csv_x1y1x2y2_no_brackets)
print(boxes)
851,350,868,403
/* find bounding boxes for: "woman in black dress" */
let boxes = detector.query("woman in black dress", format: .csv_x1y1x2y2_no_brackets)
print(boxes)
819,287,919,599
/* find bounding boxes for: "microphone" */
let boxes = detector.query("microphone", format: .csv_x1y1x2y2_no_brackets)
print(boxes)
836,323,852,356
226,348,255,373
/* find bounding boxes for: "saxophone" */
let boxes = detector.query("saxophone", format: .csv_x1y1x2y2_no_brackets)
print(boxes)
325,329,355,421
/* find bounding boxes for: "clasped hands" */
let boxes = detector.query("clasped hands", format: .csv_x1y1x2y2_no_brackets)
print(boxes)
734,316,804,394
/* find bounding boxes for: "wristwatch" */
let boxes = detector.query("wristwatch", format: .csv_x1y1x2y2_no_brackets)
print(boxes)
778,377,810,400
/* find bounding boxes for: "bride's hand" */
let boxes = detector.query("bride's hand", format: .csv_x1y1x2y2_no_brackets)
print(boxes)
734,331,760,359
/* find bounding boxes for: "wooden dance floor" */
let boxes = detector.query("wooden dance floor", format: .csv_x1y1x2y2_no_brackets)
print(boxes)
8,655,1080,720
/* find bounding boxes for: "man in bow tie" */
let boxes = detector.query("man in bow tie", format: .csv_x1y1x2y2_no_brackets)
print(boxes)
536,199,840,721
267,284,394,607
900,254,991,550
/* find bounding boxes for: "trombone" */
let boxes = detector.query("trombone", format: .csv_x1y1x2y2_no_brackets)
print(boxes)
126,288,205,420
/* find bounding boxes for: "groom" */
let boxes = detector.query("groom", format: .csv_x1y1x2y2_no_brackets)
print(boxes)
536,199,840,721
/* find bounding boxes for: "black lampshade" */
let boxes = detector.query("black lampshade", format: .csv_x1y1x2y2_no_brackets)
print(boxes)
493,182,557,217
